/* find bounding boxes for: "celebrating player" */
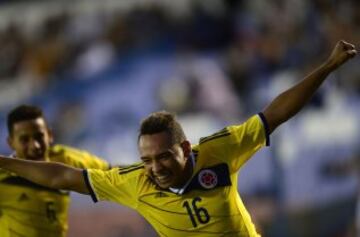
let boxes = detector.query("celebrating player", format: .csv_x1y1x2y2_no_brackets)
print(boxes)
0,40,357,236
0,105,110,237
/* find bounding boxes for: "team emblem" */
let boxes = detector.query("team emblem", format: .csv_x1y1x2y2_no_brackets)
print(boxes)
198,169,218,189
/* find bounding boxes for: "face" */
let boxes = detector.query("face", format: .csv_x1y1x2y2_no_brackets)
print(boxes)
139,131,191,189
8,118,53,161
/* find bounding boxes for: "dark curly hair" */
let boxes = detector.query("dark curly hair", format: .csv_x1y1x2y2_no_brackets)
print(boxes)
7,105,45,135
138,111,186,145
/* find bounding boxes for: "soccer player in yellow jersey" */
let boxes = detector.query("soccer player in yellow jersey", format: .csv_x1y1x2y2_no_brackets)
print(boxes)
0,40,357,236
0,105,110,237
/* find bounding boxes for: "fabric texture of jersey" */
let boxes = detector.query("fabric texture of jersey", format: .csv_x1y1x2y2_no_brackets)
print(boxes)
0,144,109,237
85,114,269,237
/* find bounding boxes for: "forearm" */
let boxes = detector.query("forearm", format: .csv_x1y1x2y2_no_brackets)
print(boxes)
264,62,334,132
0,156,81,190
262,40,356,133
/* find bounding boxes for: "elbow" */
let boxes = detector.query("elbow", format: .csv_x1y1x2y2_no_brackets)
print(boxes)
47,166,71,189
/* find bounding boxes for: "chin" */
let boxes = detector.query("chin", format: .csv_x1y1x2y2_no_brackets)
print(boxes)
157,183,171,189
157,180,175,189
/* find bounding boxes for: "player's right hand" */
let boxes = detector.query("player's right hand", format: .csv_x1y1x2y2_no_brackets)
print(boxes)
326,40,357,70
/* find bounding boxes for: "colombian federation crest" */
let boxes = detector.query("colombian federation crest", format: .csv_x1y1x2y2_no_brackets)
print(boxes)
198,169,218,189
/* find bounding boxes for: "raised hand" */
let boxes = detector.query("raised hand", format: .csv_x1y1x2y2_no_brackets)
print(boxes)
326,40,357,69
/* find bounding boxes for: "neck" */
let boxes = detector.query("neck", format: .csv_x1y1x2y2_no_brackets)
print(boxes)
171,155,194,189
183,157,193,181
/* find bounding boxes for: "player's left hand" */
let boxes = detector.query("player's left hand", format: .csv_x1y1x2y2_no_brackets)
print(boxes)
326,40,357,69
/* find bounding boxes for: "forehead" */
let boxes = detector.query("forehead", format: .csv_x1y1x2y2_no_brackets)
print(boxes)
12,118,48,136
138,132,172,156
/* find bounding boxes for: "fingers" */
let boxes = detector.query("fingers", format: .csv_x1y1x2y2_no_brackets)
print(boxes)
338,40,357,59
327,40,357,69
340,40,356,51
347,49,357,58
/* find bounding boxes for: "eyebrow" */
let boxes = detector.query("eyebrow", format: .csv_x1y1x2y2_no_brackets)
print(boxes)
17,131,44,137
18,134,28,140
140,150,174,160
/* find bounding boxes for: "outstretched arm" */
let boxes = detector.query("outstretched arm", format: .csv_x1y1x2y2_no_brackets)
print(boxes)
0,155,89,194
263,40,357,134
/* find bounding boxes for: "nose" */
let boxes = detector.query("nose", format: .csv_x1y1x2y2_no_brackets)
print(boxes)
152,160,164,174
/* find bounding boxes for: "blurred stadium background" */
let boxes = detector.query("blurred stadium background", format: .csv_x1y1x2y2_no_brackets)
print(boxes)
0,0,359,236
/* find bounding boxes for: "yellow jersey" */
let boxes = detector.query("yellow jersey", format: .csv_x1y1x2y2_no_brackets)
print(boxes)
0,144,109,237
85,114,269,237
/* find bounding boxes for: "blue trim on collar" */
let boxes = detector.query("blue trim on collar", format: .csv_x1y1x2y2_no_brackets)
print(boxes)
169,153,196,195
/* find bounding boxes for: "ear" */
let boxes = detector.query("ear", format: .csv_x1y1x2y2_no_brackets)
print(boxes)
7,136,15,150
180,140,192,158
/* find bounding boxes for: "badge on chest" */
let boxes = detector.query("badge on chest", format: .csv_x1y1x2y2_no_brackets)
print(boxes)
185,163,231,193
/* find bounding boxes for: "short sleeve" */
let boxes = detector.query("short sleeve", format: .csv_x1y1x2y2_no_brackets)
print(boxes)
198,113,269,172
48,145,110,170
83,166,143,209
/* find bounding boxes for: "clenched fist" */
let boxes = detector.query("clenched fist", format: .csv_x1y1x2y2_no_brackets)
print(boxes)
326,40,357,69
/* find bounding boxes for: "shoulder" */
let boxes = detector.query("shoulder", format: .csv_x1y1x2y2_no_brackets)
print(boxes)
89,163,146,182
48,144,70,160
199,114,267,144
118,162,146,175
47,144,74,164
49,144,82,155
87,163,151,195
48,144,109,169
226,114,265,134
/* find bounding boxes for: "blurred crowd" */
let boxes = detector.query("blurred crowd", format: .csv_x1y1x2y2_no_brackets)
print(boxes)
0,0,360,236
0,0,359,108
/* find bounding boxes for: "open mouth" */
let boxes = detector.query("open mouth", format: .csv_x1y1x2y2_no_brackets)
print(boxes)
155,174,172,185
